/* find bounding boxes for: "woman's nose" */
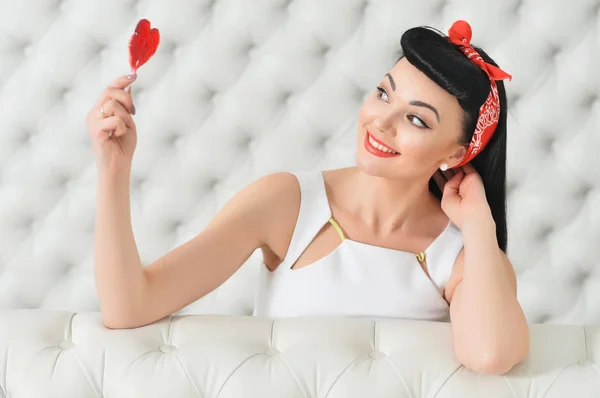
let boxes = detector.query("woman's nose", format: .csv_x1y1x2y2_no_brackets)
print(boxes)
373,114,398,137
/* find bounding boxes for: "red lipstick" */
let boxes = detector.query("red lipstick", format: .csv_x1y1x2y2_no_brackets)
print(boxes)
364,131,399,158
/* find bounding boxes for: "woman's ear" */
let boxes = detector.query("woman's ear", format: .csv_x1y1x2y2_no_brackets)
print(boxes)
446,146,467,168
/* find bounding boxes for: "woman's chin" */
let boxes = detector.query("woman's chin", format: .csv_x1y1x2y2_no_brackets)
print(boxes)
354,151,394,177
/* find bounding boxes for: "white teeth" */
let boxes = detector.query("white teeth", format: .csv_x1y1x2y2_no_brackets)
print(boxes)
369,135,397,154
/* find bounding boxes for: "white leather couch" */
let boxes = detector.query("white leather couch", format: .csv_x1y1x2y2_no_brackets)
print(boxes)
1,0,599,396
0,310,598,397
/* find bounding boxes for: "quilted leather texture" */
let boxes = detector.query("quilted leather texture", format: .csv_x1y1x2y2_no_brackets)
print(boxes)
0,0,599,325
0,310,599,398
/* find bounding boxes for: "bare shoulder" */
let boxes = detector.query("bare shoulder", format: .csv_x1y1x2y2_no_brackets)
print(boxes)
202,170,302,252
255,171,303,270
252,171,301,209
261,168,357,268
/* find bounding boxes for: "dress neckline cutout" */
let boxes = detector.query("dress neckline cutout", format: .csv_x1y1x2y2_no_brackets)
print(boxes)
319,171,452,257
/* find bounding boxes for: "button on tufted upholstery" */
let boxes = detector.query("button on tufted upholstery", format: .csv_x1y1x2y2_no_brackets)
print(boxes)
159,344,177,353
58,340,75,350
22,43,33,56
369,350,386,360
264,347,280,357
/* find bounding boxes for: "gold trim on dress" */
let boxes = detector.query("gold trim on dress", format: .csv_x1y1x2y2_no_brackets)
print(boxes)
328,217,346,241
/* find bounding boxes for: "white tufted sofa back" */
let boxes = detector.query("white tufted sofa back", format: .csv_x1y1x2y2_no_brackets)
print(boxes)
1,310,600,397
0,0,599,324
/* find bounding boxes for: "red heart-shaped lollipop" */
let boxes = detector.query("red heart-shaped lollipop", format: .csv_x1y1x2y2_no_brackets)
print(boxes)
128,19,160,73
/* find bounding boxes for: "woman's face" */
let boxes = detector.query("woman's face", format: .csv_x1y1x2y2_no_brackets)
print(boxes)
355,57,467,179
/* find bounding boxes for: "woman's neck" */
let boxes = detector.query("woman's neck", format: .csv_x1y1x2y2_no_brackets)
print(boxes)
329,167,442,236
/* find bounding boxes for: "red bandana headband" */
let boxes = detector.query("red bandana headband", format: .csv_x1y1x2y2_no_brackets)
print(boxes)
446,20,512,168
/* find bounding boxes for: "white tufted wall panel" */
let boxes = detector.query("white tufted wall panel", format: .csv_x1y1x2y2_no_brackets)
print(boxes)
0,0,599,324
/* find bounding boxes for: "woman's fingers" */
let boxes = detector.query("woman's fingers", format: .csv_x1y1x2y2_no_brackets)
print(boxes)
97,87,135,116
94,75,137,114
97,116,127,138
101,99,135,128
443,169,464,196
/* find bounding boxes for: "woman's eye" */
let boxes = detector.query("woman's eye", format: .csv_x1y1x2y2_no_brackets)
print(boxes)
407,115,429,129
376,87,430,129
376,86,388,102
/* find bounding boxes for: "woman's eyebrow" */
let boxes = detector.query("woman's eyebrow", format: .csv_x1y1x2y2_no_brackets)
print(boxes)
385,73,396,91
385,73,441,123
409,100,440,123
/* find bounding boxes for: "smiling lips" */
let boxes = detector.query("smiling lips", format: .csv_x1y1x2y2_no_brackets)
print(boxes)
365,131,400,158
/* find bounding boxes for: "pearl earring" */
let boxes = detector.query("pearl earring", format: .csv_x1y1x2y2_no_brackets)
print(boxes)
440,163,448,171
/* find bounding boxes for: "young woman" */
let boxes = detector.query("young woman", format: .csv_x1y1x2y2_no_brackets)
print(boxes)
87,20,529,374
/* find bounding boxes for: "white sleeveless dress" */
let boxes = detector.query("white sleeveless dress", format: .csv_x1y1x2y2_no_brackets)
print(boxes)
253,170,464,321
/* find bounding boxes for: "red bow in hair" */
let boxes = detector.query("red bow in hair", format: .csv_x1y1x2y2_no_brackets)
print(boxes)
446,20,512,168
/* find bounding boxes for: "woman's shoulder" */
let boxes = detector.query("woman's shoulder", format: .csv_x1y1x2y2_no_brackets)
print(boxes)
253,171,301,195
254,169,347,267
248,171,304,224
250,171,305,263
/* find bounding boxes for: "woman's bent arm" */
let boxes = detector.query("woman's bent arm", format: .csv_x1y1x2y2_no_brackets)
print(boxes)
95,170,296,329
